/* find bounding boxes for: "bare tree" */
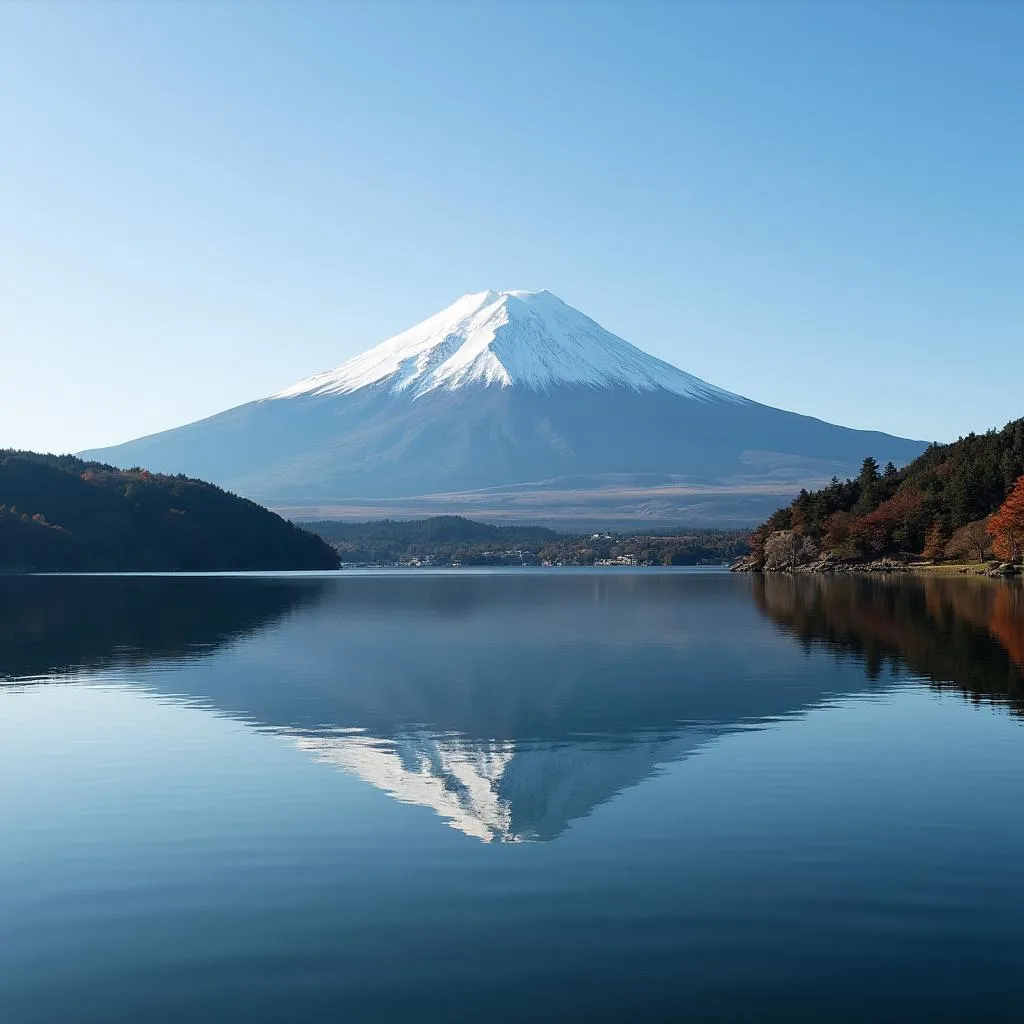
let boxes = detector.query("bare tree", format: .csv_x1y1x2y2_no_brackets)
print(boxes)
945,518,991,563
763,530,819,570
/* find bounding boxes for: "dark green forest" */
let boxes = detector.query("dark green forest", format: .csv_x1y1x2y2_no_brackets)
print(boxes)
0,451,339,571
750,417,1024,563
307,515,750,566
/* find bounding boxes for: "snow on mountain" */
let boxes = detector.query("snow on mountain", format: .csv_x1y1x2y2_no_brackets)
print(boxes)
80,288,929,522
275,289,743,403
298,732,517,843
296,727,712,843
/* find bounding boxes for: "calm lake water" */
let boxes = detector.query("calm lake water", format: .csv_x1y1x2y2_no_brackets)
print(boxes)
3,569,1024,1022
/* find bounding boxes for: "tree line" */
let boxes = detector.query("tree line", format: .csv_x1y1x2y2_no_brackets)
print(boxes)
748,417,1024,566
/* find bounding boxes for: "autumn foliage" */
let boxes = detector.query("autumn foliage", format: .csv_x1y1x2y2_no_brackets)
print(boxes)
848,487,927,556
988,586,1024,670
988,475,1024,563
749,417,1024,564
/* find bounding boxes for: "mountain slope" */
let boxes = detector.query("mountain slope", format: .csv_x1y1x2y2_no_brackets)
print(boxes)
82,290,928,523
0,451,340,570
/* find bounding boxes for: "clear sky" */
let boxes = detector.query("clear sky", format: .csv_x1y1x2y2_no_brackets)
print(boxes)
2,0,1022,454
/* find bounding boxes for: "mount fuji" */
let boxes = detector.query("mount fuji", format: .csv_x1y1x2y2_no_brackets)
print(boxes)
83,290,927,524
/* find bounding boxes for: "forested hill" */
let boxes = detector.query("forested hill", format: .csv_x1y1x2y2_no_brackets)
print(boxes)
306,515,749,566
749,417,1024,564
0,451,340,571
309,520,561,552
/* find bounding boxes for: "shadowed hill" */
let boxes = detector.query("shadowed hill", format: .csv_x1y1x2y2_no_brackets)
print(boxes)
0,450,340,571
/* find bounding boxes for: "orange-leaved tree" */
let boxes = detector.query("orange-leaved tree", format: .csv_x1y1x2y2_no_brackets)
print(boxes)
988,475,1024,563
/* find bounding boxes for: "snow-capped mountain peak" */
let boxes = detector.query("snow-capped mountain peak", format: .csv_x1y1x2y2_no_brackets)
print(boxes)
274,289,743,402
82,286,927,518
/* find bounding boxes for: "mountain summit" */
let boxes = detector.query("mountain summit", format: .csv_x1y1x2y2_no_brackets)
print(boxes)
277,290,740,402
83,291,927,524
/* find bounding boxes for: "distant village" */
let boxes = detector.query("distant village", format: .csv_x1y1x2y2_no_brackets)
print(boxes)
313,524,749,570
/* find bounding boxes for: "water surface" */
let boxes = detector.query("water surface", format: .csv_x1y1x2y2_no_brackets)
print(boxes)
2,570,1024,1021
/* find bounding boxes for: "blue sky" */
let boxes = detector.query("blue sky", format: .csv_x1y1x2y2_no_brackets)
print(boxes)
2,0,1022,454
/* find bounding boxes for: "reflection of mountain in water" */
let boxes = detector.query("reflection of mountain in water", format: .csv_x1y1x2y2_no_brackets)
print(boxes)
9,571,1024,841
752,574,1024,712
298,727,715,842
143,572,871,840
0,572,847,841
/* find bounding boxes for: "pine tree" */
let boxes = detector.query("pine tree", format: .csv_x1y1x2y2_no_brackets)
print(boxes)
854,457,881,515
859,457,880,487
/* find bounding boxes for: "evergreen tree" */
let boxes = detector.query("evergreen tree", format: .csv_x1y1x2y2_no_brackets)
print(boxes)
854,456,881,515
859,457,880,487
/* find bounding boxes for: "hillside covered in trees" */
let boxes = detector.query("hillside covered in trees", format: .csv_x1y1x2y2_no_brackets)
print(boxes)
0,451,340,571
747,417,1024,568
307,516,749,567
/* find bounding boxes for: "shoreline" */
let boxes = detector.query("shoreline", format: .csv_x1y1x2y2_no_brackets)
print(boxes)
731,557,1021,578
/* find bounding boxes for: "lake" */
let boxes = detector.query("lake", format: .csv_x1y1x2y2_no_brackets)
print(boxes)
3,569,1024,1022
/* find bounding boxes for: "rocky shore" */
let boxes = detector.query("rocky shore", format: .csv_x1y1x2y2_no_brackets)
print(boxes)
731,555,1021,578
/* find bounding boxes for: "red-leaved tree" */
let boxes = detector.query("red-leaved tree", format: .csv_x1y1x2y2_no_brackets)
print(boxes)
849,488,927,556
988,475,1024,563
